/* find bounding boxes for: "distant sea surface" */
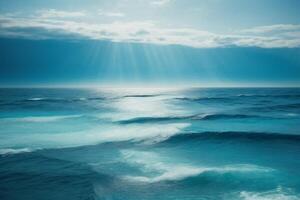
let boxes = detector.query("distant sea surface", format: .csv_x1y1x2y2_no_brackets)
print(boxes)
1,87,300,200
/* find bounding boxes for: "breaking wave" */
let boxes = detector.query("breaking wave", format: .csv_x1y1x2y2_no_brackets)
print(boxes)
240,188,300,200
0,148,32,155
0,115,82,122
117,113,261,124
121,150,272,184
160,131,300,144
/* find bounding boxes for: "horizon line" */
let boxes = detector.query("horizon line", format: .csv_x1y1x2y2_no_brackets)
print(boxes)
1,83,300,89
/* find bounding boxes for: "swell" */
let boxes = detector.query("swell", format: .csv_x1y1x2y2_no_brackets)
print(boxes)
240,190,300,200
236,94,300,98
0,95,161,107
0,94,162,105
117,113,262,124
159,131,300,144
0,114,83,122
265,103,300,110
201,113,259,120
175,97,230,102
247,103,300,112
121,94,161,98
161,166,276,190
25,97,109,102
0,148,32,156
174,94,300,103
124,164,273,186
0,97,107,106
0,154,113,200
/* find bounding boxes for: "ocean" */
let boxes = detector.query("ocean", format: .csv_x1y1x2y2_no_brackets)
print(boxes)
0,87,300,200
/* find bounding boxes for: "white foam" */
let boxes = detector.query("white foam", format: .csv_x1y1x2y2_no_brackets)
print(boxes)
28,98,45,101
0,148,32,155
2,115,82,122
121,150,272,183
240,188,300,200
124,166,205,183
0,123,189,150
99,123,189,144
124,164,271,183
286,113,298,117
99,93,188,122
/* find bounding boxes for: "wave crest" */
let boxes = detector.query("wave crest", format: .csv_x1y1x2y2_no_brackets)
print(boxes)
121,150,272,184
0,148,32,155
240,188,300,200
160,131,300,144
117,113,260,124
1,115,82,122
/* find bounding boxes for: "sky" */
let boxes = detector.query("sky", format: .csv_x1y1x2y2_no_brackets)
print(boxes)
0,0,300,87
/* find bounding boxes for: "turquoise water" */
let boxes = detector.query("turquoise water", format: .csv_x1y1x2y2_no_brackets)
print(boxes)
1,88,300,200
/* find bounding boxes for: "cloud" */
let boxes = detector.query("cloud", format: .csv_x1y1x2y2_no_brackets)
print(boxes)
98,10,125,17
237,24,300,47
36,9,86,18
241,24,300,34
0,12,299,48
151,0,171,6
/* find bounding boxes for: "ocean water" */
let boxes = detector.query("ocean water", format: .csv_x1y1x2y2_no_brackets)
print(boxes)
0,87,300,200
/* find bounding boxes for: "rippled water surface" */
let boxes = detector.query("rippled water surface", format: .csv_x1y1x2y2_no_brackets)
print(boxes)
1,88,300,200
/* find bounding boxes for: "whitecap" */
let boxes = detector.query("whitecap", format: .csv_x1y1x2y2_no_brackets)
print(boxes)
124,166,205,183
121,150,273,183
240,187,300,200
0,148,32,155
27,97,45,101
0,123,189,150
100,93,187,122
1,115,82,122
99,123,189,144
123,164,272,183
286,113,298,117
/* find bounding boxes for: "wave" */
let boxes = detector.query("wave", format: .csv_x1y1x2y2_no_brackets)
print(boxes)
26,97,86,102
0,148,32,155
161,131,300,144
0,153,111,200
25,95,160,103
117,115,193,124
27,97,46,101
236,94,300,98
176,94,300,102
268,103,300,110
1,115,82,122
122,94,161,98
121,150,272,184
117,113,261,124
201,113,258,120
247,103,300,112
123,166,203,183
24,97,108,103
124,164,271,183
175,97,230,102
286,113,299,117
87,97,107,101
98,123,189,145
0,123,189,150
240,188,300,200
23,97,71,104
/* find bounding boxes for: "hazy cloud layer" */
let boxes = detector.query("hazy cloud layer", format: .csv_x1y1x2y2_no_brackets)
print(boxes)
150,0,171,6
0,10,300,48
37,9,86,18
98,9,125,17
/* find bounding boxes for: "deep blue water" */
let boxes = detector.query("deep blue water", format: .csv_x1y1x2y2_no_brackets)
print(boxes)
0,87,300,200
